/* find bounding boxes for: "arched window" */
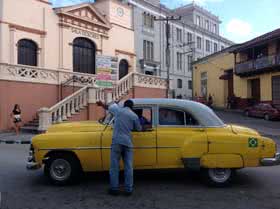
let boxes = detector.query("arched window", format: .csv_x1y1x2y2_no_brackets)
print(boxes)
119,59,129,80
18,39,38,66
73,37,96,74
177,79,183,89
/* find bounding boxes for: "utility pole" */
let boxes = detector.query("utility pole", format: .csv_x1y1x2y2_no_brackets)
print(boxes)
154,16,181,98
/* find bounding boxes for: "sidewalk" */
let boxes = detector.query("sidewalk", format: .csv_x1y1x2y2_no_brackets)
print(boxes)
0,132,35,144
213,106,244,114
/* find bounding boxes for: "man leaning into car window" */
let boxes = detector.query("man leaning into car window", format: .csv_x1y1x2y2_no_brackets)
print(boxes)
97,100,142,196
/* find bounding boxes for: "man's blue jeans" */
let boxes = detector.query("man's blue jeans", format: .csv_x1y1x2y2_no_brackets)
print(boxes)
110,144,133,192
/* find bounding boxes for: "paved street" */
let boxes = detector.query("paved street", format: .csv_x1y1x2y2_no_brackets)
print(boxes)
0,111,280,209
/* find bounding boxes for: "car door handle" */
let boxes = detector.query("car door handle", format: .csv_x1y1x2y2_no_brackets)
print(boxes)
194,128,205,132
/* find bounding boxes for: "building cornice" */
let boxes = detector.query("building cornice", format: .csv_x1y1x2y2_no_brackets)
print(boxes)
115,49,136,57
111,23,134,32
0,20,46,35
35,0,52,5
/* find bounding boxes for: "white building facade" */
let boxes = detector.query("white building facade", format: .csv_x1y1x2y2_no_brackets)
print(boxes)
129,0,233,99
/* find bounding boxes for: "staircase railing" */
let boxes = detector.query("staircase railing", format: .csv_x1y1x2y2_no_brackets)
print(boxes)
38,72,167,131
112,72,134,101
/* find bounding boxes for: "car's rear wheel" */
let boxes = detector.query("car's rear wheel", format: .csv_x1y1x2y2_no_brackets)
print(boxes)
264,114,270,121
201,168,233,187
245,110,250,117
44,153,82,185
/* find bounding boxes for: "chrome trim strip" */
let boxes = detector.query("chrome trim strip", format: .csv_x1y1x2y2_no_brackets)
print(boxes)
39,146,181,151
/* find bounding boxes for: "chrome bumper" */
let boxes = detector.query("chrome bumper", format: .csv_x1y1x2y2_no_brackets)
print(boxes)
260,153,280,166
26,161,41,170
26,152,41,170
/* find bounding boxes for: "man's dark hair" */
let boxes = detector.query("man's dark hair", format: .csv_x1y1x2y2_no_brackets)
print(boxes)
124,100,134,109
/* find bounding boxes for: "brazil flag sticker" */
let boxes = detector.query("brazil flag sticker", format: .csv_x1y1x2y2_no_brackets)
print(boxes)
248,138,258,148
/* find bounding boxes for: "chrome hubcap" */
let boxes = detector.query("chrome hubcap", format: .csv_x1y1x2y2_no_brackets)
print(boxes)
208,168,231,183
50,159,71,181
265,115,269,120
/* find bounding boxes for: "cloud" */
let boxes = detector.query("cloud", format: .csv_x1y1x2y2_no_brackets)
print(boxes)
224,18,256,43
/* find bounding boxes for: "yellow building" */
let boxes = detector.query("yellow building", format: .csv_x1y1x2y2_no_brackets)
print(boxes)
193,46,236,108
193,28,280,109
232,28,280,107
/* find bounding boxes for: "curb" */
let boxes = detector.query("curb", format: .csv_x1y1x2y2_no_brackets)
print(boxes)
0,139,31,145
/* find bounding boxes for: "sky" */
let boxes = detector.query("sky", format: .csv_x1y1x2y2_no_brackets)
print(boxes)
51,0,280,44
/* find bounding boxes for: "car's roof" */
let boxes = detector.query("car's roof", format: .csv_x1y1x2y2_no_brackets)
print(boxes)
130,98,225,127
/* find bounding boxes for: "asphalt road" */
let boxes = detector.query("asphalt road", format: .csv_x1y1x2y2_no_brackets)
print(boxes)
0,111,280,209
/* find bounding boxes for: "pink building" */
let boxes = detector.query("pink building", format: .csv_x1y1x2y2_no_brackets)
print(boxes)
0,0,167,131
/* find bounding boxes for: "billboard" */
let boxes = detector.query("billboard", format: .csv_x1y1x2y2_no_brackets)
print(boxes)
96,55,118,88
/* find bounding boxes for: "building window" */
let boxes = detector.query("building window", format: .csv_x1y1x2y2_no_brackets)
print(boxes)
119,59,129,80
177,52,183,70
187,55,193,71
201,72,207,98
187,32,192,44
206,40,211,52
214,43,218,52
188,80,192,90
213,24,217,34
176,28,182,42
18,39,38,66
143,40,154,61
197,36,202,49
177,79,183,89
205,20,210,30
73,37,96,74
196,15,201,26
143,13,154,29
221,45,225,50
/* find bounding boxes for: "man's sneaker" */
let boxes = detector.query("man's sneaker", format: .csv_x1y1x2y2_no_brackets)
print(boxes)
123,191,133,196
108,189,119,196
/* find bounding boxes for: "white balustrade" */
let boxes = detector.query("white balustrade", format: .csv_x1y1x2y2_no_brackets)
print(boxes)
0,63,97,87
35,69,167,131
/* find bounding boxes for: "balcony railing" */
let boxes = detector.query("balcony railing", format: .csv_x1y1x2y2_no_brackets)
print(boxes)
235,54,279,76
255,55,275,70
235,60,254,75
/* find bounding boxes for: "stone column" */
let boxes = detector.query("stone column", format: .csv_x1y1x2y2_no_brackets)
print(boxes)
9,27,16,64
38,108,52,131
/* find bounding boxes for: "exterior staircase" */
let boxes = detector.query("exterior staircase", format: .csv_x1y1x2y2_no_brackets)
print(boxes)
21,118,39,134
21,72,167,133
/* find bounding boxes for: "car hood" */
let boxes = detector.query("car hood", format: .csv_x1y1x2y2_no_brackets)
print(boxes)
229,124,260,136
47,121,105,133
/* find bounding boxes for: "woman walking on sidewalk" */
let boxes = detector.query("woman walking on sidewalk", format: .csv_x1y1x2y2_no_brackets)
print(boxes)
10,104,22,135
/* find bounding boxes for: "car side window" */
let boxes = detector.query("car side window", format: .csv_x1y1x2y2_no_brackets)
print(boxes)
159,108,185,126
185,112,199,126
133,107,152,126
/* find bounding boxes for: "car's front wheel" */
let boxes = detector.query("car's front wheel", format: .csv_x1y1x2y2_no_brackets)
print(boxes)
44,153,82,185
201,168,233,187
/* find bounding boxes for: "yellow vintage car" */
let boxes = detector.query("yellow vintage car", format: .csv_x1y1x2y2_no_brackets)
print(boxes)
27,99,280,187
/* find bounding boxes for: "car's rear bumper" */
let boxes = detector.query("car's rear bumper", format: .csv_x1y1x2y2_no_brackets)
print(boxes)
260,153,280,166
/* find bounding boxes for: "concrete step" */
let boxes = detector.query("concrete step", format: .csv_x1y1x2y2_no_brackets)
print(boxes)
24,122,39,127
21,126,39,134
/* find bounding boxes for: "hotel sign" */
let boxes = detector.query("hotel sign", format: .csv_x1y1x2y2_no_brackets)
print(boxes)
71,27,100,39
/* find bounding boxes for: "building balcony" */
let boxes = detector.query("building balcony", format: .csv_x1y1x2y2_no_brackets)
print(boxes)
235,54,280,76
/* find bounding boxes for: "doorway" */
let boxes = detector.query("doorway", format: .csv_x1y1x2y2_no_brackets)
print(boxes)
251,78,260,103
272,76,280,105
119,59,129,80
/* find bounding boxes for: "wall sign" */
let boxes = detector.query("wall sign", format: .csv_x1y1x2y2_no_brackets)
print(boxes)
96,55,119,88
71,27,100,39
